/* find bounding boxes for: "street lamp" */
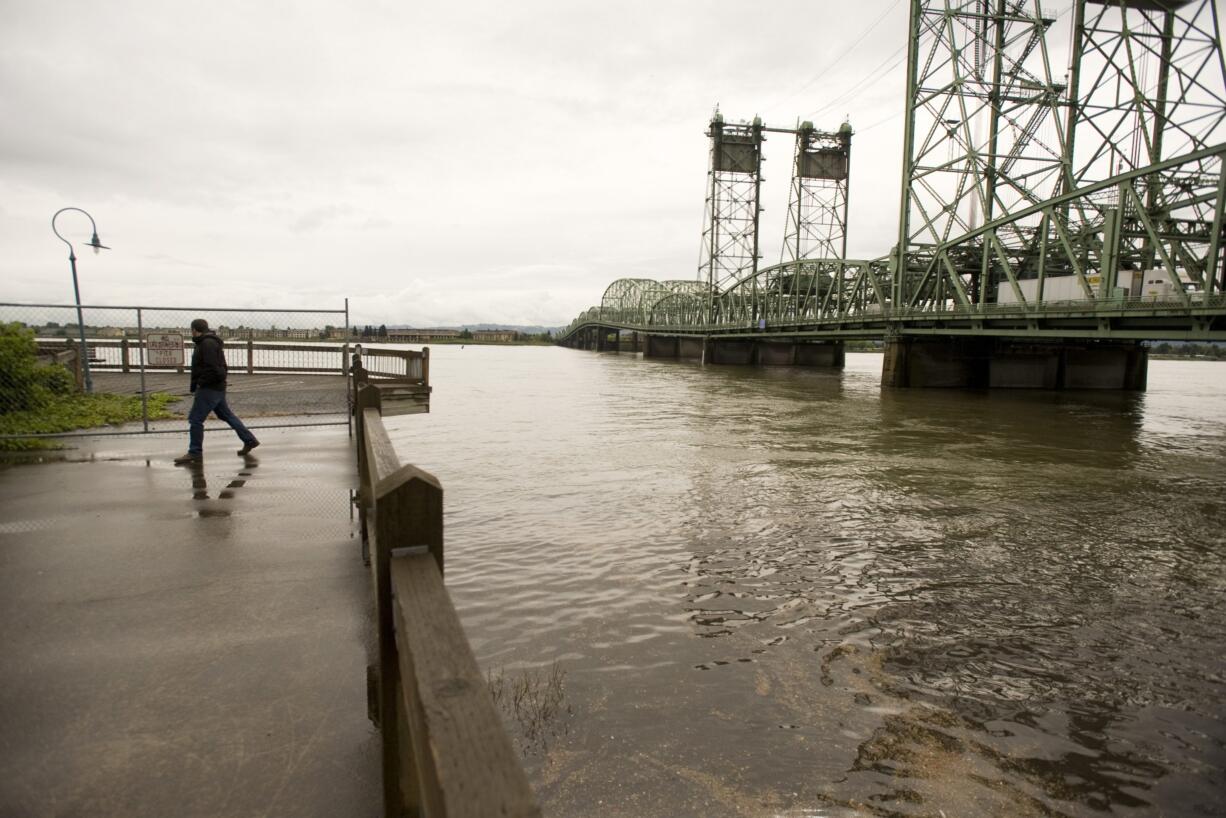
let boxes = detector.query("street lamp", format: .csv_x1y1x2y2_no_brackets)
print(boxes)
51,207,109,393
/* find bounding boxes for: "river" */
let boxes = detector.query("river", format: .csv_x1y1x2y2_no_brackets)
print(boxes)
385,347,1226,818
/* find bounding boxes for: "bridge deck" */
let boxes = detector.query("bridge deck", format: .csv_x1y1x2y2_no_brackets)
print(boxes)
0,428,379,817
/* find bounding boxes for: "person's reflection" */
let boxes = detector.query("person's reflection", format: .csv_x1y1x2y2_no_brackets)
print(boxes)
188,460,209,499
184,456,258,513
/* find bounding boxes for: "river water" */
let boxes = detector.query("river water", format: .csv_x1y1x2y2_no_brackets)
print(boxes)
384,347,1226,818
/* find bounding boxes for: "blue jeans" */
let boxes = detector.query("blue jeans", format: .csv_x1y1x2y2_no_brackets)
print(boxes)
188,388,256,455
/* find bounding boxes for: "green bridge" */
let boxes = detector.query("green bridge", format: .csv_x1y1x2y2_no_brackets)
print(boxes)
559,0,1226,389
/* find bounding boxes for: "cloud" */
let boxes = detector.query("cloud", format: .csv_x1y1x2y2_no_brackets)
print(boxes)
1,0,911,325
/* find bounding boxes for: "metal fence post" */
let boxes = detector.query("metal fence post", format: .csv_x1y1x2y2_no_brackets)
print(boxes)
136,307,149,432
344,296,352,437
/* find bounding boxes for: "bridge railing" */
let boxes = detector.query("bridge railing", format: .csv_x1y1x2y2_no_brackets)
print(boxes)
354,383,539,818
560,291,1226,340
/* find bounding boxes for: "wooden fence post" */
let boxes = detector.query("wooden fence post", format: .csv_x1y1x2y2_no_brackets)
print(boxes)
422,346,430,386
354,386,539,818
67,340,83,391
121,338,130,373
351,352,370,415
374,467,444,817
247,339,255,375
354,385,382,549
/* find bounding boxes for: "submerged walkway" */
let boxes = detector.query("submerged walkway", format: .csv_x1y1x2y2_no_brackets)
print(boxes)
0,427,380,817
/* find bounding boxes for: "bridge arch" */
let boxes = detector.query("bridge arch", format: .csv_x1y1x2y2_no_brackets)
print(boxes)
600,278,663,325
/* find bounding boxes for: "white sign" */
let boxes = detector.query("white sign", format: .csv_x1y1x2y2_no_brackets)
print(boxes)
146,332,185,367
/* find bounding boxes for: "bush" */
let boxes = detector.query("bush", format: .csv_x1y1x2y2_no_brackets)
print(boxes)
34,362,76,396
0,322,50,412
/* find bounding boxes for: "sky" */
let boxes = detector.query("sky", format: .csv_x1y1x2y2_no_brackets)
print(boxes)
2,0,917,327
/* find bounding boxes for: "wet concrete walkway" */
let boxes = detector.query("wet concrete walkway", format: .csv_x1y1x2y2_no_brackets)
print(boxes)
0,428,380,817
90,372,350,416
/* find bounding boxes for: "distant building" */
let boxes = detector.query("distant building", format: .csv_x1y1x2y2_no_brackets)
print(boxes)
387,328,462,343
473,330,516,343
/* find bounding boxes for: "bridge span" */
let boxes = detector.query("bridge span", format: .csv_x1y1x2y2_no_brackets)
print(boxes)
558,0,1226,390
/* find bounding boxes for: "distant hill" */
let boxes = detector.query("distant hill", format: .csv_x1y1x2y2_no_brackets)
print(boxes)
384,323,563,335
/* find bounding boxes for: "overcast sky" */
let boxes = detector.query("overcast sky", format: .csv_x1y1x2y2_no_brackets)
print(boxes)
3,0,919,326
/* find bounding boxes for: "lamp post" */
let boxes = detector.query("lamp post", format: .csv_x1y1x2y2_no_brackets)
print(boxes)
51,207,109,393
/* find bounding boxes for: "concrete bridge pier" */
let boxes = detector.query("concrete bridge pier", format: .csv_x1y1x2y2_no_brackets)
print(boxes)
882,338,1148,390
644,335,679,358
703,340,845,367
756,341,795,365
793,342,845,368
612,330,639,353
678,336,709,361
710,339,754,364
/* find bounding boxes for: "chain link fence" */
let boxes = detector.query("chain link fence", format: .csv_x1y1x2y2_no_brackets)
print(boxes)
0,301,369,444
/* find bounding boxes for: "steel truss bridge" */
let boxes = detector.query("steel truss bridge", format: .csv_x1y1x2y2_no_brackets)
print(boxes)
559,1,1226,375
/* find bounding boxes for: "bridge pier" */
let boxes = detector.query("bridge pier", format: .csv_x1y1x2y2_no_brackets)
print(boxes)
678,336,708,361
883,338,1148,390
710,339,755,365
756,341,794,365
644,335,679,358
701,340,845,367
640,336,847,367
794,342,845,368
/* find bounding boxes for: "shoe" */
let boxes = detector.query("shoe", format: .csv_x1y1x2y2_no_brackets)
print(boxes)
237,439,260,455
174,453,202,465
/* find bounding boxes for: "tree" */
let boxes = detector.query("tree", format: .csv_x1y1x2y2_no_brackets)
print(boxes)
379,324,388,338
459,328,473,340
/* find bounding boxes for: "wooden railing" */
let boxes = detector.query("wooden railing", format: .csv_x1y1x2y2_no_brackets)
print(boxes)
351,348,431,417
354,384,538,818
36,338,427,380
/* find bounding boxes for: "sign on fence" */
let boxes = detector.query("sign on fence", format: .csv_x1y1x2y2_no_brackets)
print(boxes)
146,332,184,367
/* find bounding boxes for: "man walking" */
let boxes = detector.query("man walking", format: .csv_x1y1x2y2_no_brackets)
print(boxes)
174,318,260,464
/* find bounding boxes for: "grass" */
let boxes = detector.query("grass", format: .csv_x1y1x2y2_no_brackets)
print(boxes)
0,392,178,450
487,662,572,756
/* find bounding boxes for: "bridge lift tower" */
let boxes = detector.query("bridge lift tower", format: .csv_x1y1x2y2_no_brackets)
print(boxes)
781,121,854,263
700,114,856,324
699,112,765,324
894,0,1226,311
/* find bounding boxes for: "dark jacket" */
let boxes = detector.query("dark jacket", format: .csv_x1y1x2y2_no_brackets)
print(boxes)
190,332,228,392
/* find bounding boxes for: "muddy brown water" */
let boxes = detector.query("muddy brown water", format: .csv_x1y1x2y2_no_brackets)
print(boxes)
379,346,1226,817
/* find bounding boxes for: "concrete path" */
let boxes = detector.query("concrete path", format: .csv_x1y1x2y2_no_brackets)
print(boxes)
0,428,381,817
90,372,350,417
